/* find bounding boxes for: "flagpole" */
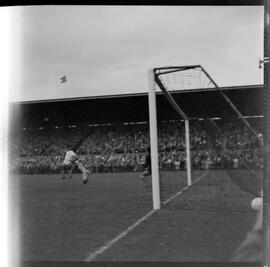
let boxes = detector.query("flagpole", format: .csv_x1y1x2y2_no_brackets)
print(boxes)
65,76,68,97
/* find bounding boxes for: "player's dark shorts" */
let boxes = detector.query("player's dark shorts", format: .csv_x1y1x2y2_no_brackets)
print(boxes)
141,166,151,177
143,164,151,173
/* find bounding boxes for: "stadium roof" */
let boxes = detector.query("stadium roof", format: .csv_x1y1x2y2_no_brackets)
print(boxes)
11,84,261,105
9,84,264,129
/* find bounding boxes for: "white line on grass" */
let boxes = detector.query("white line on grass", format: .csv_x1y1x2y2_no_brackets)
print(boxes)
84,170,209,261
84,209,156,261
162,170,209,205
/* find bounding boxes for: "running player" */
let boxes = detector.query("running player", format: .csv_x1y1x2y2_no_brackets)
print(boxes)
62,148,90,184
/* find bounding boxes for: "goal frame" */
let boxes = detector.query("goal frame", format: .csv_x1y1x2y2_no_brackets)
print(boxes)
148,64,262,210
148,68,192,210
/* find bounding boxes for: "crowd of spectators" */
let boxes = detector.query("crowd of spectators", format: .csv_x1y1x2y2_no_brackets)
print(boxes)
9,120,263,174
212,122,263,169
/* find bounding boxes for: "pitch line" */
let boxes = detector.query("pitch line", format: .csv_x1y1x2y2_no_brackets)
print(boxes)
84,209,156,261
84,170,209,261
162,170,209,205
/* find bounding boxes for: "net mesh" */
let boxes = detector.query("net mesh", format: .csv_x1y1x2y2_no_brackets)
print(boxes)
151,66,263,211
157,66,216,92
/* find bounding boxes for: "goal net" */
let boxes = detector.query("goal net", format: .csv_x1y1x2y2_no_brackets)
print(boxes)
148,65,263,211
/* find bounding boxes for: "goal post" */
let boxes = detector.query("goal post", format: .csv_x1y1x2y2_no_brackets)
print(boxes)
185,119,192,186
148,68,192,209
148,65,263,211
148,69,160,210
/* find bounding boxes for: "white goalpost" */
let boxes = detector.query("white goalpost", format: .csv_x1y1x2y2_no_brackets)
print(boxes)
148,68,192,210
148,69,161,210
185,119,192,186
148,64,263,212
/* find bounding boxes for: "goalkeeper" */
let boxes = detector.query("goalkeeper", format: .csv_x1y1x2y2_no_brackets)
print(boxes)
140,147,151,181
62,148,90,184
140,146,164,190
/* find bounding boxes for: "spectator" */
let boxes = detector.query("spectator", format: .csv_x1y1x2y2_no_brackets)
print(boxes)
9,121,263,174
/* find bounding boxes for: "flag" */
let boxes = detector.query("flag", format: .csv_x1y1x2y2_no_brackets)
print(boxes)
60,75,67,83
259,59,263,69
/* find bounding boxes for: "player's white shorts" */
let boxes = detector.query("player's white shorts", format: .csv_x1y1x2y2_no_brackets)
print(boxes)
77,161,90,180
63,160,73,167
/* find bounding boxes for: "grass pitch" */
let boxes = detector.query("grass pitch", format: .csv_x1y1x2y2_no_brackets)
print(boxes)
11,170,257,261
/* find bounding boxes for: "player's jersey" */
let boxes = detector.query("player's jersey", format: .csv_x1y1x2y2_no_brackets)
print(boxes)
144,153,151,171
63,150,77,165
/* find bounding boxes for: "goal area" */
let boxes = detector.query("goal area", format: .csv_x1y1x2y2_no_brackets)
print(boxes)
147,65,263,211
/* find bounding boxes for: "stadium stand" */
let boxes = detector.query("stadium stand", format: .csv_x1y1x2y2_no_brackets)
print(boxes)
9,85,263,175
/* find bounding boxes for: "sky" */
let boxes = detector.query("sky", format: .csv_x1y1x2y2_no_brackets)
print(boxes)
8,5,264,102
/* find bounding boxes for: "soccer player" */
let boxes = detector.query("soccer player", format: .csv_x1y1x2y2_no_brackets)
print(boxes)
140,146,164,190
62,148,90,184
232,192,263,261
140,146,151,182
